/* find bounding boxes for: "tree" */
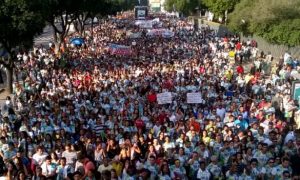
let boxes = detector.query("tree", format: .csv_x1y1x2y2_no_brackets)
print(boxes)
41,0,85,53
228,0,300,47
164,0,201,16
202,0,240,21
0,0,45,93
74,0,114,36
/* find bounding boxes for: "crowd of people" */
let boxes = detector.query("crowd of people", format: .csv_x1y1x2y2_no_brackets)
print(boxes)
0,12,299,180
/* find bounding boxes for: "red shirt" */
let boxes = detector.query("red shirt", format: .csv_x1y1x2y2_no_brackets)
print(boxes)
236,66,244,74
147,93,157,103
158,112,167,124
135,119,145,129
190,120,200,132
236,42,241,50
83,158,95,175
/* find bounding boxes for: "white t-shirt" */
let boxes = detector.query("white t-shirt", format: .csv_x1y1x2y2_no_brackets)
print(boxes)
32,152,48,165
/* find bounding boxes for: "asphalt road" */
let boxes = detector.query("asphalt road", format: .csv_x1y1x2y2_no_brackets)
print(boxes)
34,25,54,47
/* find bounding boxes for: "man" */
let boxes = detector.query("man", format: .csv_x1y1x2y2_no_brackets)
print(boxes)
41,156,57,178
56,157,74,179
77,154,95,178
97,158,112,174
62,143,77,167
271,157,293,180
32,146,48,166
207,156,222,179
194,160,211,180
253,143,272,167
144,156,159,179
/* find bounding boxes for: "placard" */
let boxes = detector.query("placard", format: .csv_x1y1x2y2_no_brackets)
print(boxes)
187,93,202,103
292,81,300,101
157,47,162,55
157,92,172,104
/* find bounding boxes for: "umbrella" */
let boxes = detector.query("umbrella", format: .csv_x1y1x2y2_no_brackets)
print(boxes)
70,38,84,46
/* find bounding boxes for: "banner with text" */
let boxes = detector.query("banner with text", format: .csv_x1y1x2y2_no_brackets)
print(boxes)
108,44,132,56
146,29,174,38
187,93,202,103
157,92,172,104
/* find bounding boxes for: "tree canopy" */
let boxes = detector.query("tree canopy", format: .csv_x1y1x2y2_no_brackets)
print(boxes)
164,0,201,16
202,0,240,18
0,0,45,53
228,0,300,47
0,0,134,93
0,0,45,92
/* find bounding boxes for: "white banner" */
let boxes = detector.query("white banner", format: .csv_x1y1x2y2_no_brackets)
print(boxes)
135,20,153,29
157,92,172,104
187,93,202,103
147,29,174,38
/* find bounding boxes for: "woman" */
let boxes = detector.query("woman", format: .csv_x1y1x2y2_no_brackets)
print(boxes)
106,139,120,160
146,133,154,145
110,169,120,180
119,143,131,164
1,161,17,180
94,144,106,167
153,139,162,154
174,147,187,167
42,134,53,153
50,151,59,166
158,164,171,180
162,136,175,153
201,130,211,145
145,145,157,160
16,171,30,180
13,157,29,178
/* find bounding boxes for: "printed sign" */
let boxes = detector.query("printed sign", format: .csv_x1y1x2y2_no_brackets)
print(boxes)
108,44,131,56
157,92,172,104
187,93,202,103
147,29,174,38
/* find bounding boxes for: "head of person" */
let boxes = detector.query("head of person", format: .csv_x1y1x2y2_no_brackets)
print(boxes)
72,171,83,180
282,157,290,168
60,157,66,166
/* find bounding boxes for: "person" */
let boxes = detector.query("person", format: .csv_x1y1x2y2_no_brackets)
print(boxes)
290,148,300,178
32,146,48,166
97,158,112,174
271,157,292,180
72,171,83,180
41,155,57,178
56,157,74,179
194,161,211,180
32,166,46,180
77,154,95,179
1,11,300,180
62,144,77,167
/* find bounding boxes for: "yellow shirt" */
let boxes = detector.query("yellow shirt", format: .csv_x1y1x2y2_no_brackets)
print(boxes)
245,74,253,83
111,162,123,176
225,70,233,80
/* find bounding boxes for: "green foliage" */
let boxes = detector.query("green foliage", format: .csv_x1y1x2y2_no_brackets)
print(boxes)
164,0,201,16
202,0,240,17
113,0,137,12
228,0,300,47
0,0,45,52
0,0,45,93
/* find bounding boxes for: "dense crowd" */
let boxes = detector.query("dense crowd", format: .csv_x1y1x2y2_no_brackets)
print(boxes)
0,13,299,180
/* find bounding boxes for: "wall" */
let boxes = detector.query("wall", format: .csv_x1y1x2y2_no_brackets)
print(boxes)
241,35,300,59
192,17,300,59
